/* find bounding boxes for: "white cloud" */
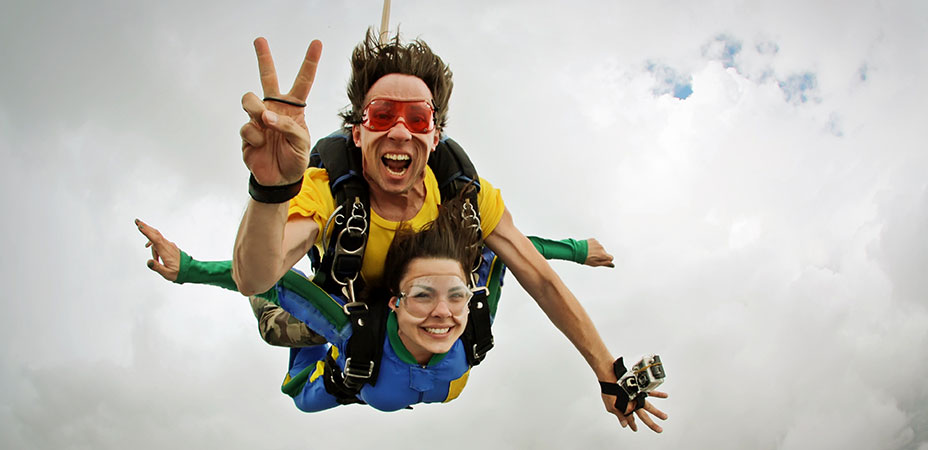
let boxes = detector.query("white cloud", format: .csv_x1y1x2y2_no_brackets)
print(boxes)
2,0,927,448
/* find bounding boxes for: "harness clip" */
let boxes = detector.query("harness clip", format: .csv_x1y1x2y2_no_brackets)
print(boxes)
471,337,494,362
342,301,369,317
343,357,375,379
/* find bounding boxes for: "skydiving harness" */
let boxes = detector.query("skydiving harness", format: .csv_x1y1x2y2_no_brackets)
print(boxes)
306,132,495,404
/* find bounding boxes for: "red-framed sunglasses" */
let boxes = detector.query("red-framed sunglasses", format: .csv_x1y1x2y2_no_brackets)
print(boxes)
361,99,436,133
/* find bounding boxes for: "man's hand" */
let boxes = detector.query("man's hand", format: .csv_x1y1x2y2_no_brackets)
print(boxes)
135,218,181,282
240,38,323,186
602,390,669,432
584,238,615,268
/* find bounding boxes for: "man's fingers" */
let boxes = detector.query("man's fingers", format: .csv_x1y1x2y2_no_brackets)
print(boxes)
242,92,268,124
288,40,323,101
253,37,281,97
644,401,669,420
648,390,669,399
240,122,265,148
636,409,663,433
625,413,638,432
262,111,308,150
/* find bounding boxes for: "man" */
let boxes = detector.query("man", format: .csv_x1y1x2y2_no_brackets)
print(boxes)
232,31,667,432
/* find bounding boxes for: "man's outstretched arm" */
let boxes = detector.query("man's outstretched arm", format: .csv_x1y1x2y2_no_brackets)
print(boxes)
233,202,318,295
233,38,323,294
485,208,667,432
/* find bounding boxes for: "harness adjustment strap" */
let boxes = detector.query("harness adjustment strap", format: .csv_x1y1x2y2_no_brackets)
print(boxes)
464,286,493,365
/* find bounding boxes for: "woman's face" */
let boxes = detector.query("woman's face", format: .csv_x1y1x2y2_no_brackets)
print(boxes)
390,257,470,365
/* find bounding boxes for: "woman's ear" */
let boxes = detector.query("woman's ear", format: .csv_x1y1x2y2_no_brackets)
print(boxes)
389,296,398,311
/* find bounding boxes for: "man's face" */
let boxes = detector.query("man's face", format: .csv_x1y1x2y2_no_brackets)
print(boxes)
352,74,440,196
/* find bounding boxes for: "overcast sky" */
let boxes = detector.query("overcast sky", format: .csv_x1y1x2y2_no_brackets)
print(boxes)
2,0,927,448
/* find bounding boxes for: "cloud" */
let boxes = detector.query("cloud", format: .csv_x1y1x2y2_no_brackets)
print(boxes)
2,0,927,448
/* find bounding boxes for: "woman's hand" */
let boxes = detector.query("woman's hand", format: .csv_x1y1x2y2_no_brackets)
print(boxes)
135,218,181,282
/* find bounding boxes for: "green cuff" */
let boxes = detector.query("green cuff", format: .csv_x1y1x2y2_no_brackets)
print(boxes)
528,237,588,264
174,252,239,292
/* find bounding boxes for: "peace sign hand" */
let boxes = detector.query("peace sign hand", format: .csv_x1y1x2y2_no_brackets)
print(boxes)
240,38,323,186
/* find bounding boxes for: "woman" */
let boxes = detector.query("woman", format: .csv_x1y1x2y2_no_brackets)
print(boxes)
135,199,613,411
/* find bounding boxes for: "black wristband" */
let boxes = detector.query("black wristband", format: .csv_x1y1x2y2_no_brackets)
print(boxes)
263,96,307,107
248,174,303,204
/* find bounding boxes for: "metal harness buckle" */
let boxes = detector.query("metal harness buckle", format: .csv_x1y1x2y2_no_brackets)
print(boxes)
342,301,369,317
471,337,494,361
343,357,375,379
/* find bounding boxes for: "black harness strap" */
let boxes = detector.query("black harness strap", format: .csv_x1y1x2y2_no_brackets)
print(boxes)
427,137,481,200
463,285,494,366
308,135,370,293
431,137,492,365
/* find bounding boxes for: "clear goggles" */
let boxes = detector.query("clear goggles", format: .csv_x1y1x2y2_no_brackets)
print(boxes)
361,99,436,133
397,275,472,317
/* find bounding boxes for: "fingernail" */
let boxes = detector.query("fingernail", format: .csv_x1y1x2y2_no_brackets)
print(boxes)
147,261,154,269
265,111,278,124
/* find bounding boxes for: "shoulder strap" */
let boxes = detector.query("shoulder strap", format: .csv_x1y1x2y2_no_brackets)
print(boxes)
307,132,384,393
428,136,481,200
307,132,370,295
428,137,494,366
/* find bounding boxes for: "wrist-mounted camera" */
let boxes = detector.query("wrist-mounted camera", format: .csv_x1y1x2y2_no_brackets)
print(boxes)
600,354,666,416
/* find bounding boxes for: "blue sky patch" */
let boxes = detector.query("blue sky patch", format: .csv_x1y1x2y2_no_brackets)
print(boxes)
646,62,694,99
778,72,819,104
702,34,743,69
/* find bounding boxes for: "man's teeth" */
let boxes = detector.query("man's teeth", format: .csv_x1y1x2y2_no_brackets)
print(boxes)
424,327,450,335
383,153,411,176
385,166,408,176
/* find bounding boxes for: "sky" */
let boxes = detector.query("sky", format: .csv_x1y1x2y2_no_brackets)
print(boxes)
1,0,927,448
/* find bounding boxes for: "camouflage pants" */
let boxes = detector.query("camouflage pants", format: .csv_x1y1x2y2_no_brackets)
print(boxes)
249,296,327,347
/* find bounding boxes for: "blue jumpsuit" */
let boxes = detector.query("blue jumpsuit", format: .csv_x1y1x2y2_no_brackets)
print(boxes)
172,237,588,412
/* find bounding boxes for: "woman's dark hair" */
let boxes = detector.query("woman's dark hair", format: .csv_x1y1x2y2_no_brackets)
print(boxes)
382,189,482,295
340,29,453,132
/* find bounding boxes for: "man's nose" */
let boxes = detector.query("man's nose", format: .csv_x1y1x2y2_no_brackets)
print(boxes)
387,118,413,140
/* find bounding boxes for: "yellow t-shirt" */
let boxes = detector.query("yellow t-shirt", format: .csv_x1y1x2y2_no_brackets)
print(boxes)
288,167,505,286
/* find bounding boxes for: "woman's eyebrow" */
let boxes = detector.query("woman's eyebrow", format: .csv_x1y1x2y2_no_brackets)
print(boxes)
409,284,437,292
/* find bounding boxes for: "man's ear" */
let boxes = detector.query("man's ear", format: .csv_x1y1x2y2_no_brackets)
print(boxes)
352,125,362,147
430,131,440,152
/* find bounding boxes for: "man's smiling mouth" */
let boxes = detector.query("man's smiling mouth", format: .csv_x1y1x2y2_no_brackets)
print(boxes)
382,153,411,176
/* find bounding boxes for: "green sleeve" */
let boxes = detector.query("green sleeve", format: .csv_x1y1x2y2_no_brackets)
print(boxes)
174,251,239,291
527,236,588,265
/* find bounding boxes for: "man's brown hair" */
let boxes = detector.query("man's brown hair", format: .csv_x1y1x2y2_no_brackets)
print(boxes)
382,191,482,295
340,29,453,132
